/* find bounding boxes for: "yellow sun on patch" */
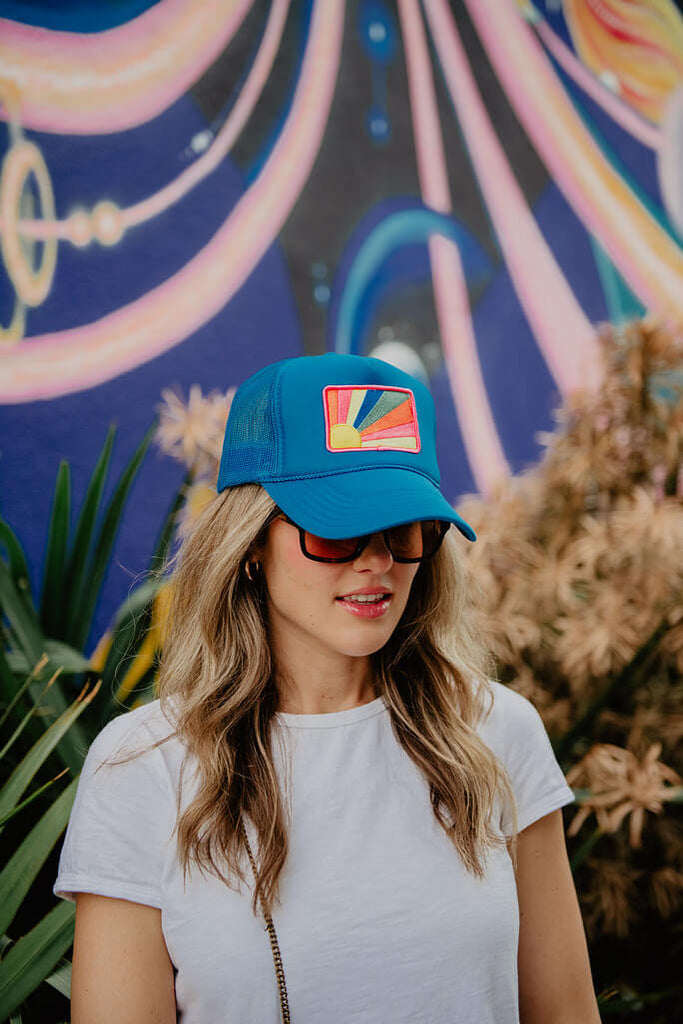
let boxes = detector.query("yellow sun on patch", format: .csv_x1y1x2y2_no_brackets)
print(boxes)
329,423,362,449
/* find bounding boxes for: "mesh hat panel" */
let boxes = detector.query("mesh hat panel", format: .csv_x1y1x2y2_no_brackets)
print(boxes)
218,363,281,485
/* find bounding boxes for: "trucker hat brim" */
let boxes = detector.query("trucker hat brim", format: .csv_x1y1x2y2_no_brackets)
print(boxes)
262,467,476,542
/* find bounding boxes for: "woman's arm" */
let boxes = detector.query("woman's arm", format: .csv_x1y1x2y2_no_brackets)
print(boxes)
513,809,601,1024
71,893,177,1024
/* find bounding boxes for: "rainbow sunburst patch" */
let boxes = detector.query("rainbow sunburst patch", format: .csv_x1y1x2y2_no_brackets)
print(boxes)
323,385,421,453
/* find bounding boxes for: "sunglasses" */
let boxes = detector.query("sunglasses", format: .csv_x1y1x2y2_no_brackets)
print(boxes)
276,514,450,564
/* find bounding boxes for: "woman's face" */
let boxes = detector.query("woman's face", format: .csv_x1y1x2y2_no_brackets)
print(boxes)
255,517,421,662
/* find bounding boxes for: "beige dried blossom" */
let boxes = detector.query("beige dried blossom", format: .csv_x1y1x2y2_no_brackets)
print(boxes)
553,581,653,687
480,543,535,590
539,697,573,736
652,815,683,865
508,666,572,735
609,489,683,566
660,622,683,675
625,568,680,617
524,549,586,616
482,592,542,658
648,866,683,920
156,385,234,478
600,703,683,751
566,743,682,848
507,663,546,705
546,437,609,497
581,858,641,938
562,515,612,577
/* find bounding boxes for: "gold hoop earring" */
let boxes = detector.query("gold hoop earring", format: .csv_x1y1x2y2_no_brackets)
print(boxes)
245,560,262,582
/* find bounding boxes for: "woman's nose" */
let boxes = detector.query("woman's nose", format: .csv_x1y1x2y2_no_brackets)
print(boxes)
353,532,393,571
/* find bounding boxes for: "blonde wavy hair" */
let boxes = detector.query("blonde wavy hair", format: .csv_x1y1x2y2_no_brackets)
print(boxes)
157,483,517,917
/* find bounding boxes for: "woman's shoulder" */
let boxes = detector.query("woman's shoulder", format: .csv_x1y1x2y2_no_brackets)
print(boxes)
475,679,552,756
481,678,540,715
85,697,181,776
476,680,575,833
54,699,181,907
73,697,186,828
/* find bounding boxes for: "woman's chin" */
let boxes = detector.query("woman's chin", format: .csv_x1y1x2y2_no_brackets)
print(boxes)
333,625,395,659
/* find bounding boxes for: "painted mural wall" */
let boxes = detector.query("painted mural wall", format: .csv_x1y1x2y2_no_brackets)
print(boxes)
1,0,682,644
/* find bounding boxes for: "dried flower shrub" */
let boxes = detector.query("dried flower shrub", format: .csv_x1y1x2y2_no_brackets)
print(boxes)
459,318,683,947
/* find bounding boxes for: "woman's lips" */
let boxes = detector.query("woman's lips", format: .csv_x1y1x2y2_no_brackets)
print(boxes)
336,594,392,618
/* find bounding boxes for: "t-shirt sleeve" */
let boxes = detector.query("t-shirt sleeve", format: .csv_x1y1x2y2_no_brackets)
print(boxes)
484,682,575,836
53,706,176,909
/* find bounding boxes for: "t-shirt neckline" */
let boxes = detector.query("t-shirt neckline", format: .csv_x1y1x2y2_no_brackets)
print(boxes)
275,695,388,729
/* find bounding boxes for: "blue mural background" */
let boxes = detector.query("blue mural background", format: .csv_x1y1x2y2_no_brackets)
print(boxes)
1,0,681,649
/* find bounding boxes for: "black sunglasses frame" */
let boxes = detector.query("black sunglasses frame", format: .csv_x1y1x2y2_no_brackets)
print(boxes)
276,514,450,564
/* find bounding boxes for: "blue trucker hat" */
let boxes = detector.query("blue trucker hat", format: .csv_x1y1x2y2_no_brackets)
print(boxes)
217,353,476,541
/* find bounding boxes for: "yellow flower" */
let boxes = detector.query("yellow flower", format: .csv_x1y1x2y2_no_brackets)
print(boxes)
115,584,174,701
89,584,175,703
89,632,112,673
178,481,218,534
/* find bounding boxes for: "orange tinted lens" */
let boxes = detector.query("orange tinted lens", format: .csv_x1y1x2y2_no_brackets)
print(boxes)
388,521,445,559
303,532,359,560
386,522,424,559
420,521,444,557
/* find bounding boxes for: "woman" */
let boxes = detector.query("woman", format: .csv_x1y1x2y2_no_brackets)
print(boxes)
55,353,600,1023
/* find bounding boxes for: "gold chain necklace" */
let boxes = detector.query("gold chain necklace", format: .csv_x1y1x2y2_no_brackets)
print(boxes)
239,819,291,1023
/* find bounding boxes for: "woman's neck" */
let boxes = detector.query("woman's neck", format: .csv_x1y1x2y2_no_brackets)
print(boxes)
273,651,377,716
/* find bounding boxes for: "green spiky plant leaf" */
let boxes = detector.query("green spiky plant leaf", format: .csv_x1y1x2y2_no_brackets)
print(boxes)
65,422,157,651
0,425,186,1023
0,902,75,1022
40,463,71,639
62,426,116,644
0,673,99,1022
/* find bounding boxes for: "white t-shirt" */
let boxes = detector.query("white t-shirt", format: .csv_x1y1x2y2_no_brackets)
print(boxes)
54,681,574,1023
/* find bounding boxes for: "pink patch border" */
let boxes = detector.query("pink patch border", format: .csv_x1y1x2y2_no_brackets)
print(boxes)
322,384,422,454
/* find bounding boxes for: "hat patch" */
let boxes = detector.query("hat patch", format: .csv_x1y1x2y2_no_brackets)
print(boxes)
323,385,421,453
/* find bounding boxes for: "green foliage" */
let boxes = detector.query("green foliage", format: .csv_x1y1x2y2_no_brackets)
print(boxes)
0,426,183,1023
40,463,70,640
0,676,93,1021
0,903,76,1023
